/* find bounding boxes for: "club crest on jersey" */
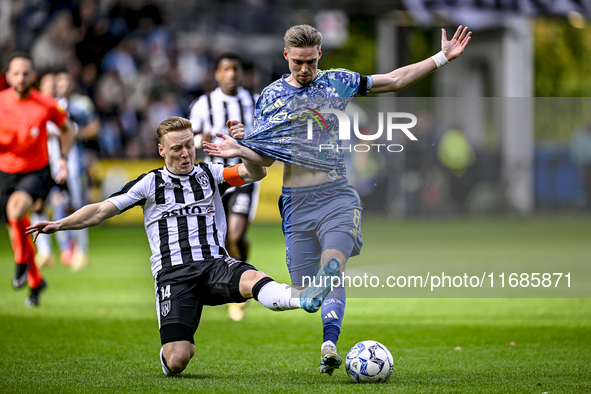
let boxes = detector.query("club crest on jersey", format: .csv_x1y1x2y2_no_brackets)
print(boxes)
158,182,181,189
309,88,327,103
56,99,68,114
195,173,209,187
160,300,171,317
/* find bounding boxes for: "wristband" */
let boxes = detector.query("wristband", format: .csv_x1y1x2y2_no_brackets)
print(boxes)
431,51,449,69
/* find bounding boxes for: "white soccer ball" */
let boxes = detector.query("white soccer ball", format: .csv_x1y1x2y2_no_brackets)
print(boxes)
345,340,393,383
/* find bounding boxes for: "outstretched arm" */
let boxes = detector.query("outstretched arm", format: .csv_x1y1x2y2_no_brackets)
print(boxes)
212,132,270,184
370,26,472,94
26,200,120,241
235,159,267,184
203,132,275,167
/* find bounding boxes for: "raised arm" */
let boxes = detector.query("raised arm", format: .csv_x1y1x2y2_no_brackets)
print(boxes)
26,200,120,241
370,26,471,94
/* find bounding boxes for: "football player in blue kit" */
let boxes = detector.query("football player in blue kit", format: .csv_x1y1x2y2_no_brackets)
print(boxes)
204,24,472,376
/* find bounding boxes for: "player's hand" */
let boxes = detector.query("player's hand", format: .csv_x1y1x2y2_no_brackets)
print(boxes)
227,120,245,139
203,133,242,159
26,221,59,242
54,158,68,184
441,26,472,61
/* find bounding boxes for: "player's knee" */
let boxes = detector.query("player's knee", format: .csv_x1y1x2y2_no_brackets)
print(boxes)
239,270,268,298
248,270,268,284
166,354,189,372
162,340,194,373
166,349,193,372
6,191,33,220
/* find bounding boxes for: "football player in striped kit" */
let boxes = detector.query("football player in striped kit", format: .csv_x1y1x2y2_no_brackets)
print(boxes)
189,53,260,321
27,116,340,376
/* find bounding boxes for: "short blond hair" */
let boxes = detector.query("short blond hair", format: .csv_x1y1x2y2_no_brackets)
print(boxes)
156,116,193,142
284,24,322,50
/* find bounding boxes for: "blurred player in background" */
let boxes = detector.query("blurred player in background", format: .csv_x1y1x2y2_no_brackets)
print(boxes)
27,116,340,376
0,52,74,306
205,24,472,375
53,71,100,270
32,70,99,271
189,53,259,321
31,72,72,269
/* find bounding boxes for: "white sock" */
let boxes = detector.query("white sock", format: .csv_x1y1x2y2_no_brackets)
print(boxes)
257,281,301,311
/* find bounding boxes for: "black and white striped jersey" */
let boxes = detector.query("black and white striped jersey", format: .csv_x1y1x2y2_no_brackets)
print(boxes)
107,162,229,279
189,86,259,166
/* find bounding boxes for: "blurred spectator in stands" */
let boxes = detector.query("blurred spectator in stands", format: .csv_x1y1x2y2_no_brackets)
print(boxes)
95,70,125,157
12,0,52,52
177,36,208,97
101,38,138,82
0,0,14,56
78,62,98,99
31,9,77,72
3,0,256,161
107,0,142,39
570,117,591,210
137,0,169,74
143,89,183,157
74,0,114,74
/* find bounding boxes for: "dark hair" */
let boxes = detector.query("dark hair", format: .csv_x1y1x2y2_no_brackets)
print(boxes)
214,52,243,71
5,52,35,72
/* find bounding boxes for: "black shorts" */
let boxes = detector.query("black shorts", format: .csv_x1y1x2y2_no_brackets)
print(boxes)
156,256,257,345
0,166,53,223
222,183,258,220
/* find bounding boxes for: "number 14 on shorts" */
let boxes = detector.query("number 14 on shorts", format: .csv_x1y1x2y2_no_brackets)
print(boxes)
160,285,171,299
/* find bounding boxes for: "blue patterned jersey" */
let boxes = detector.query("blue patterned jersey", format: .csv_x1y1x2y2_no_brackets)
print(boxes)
239,69,372,175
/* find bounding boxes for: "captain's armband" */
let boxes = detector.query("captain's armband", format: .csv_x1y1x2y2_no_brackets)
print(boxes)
222,164,246,187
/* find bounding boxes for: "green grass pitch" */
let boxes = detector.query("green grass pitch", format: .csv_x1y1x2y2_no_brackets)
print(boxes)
0,217,590,393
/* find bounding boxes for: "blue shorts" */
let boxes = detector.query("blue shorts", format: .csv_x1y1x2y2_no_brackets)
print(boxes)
279,177,363,286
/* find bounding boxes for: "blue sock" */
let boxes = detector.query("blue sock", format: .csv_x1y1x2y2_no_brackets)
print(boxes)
322,285,346,345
